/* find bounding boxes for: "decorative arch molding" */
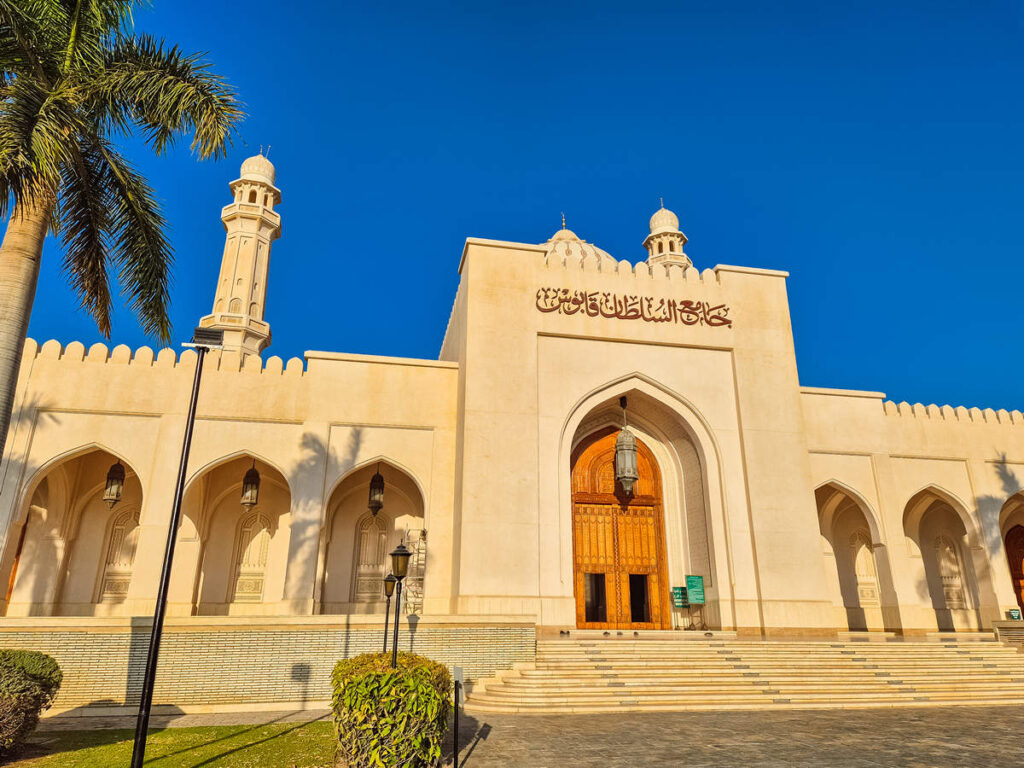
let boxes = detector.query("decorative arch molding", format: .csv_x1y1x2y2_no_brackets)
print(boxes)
999,492,1024,536
322,455,427,527
902,484,981,548
555,372,736,626
814,480,884,546
183,450,293,499
16,442,145,525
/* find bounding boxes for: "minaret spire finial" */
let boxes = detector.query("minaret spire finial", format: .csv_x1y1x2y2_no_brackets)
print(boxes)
561,211,566,229
265,144,271,158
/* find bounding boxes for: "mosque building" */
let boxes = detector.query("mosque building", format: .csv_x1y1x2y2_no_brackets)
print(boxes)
1,154,1023,712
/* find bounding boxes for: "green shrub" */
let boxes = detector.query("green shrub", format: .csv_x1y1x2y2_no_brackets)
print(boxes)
0,649,63,755
331,652,451,768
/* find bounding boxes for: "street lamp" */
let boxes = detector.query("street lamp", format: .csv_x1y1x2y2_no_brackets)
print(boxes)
382,574,397,653
130,327,223,768
389,542,412,668
103,460,125,508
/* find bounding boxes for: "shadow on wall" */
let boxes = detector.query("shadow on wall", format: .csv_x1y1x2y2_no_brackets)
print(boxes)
976,455,1022,554
0,395,61,613
282,428,363,603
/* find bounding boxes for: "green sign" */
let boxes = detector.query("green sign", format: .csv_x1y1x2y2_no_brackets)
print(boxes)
671,586,687,607
685,575,705,605
1010,608,1022,621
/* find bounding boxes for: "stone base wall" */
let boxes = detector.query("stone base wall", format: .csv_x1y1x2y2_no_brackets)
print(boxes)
0,615,535,713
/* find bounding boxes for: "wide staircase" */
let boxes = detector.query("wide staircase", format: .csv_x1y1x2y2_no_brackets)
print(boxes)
465,634,1024,713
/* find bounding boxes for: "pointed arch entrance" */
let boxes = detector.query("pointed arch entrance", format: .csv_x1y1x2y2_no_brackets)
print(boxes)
1005,525,1024,610
571,428,670,630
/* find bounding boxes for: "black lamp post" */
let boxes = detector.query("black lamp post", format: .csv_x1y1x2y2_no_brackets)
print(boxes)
130,327,223,768
382,574,397,653
389,543,412,668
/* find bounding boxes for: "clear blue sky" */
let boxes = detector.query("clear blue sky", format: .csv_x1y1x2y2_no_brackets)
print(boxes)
26,0,1024,410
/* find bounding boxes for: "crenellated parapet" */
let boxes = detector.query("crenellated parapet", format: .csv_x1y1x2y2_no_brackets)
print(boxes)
882,399,1024,426
22,338,307,376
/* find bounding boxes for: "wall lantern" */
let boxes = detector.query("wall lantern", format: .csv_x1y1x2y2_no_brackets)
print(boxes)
615,396,639,495
368,463,385,516
240,461,260,508
103,460,126,508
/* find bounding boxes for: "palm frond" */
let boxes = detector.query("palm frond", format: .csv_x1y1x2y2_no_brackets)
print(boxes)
0,76,82,215
56,136,113,335
95,138,171,341
96,34,242,159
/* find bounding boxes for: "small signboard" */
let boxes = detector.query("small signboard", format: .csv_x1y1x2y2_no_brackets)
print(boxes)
671,586,687,608
1009,608,1022,621
685,575,705,605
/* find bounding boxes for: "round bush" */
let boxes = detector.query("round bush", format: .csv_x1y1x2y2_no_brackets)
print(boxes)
331,652,451,768
0,649,62,755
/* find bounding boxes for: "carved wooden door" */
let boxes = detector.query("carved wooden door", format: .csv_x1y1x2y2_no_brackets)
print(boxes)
1005,525,1024,610
571,429,670,630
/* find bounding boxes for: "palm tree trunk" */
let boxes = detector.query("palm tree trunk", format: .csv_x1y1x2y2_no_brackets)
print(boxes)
0,195,54,462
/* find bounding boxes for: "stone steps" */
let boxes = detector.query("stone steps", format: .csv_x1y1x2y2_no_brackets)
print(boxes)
466,635,1024,713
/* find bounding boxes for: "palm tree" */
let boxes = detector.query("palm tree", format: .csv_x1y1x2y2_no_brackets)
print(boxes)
0,0,241,459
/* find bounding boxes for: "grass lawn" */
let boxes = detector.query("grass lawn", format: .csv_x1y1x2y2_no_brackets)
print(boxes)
7,721,339,767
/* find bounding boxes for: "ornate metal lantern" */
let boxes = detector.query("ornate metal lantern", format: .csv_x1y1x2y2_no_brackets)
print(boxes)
240,462,260,508
368,463,385,516
390,542,412,581
383,573,397,598
103,460,125,508
615,396,639,495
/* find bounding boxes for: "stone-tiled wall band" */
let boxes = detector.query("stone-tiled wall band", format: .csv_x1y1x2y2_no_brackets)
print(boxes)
0,624,535,708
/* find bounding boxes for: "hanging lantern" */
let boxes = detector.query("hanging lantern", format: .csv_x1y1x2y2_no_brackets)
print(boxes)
241,461,260,508
103,460,125,508
615,396,639,495
368,463,385,516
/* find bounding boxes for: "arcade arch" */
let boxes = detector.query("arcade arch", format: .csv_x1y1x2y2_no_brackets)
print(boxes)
903,488,982,631
319,461,426,615
814,482,898,632
178,454,292,615
2,447,144,617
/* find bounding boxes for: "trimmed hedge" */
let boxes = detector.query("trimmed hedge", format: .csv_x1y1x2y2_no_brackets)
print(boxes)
331,652,451,768
0,649,62,755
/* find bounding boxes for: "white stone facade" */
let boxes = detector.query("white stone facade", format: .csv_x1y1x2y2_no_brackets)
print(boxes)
2,157,1023,636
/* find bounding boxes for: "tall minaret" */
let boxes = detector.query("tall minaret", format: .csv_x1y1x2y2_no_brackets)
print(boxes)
644,202,691,270
197,153,282,357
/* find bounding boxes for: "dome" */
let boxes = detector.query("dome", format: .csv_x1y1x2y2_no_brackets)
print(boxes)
541,227,616,267
649,205,680,235
240,154,276,185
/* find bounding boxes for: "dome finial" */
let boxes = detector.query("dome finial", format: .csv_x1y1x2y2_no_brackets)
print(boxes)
660,196,664,209
561,211,566,229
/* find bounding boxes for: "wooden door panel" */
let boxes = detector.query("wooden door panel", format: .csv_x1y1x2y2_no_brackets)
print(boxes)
571,428,671,630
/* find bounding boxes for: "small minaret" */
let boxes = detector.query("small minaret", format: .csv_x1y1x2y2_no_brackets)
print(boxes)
197,153,282,358
644,201,691,270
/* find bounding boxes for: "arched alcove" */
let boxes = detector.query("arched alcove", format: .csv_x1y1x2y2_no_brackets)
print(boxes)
815,482,899,632
178,455,292,615
2,448,144,617
1000,493,1024,610
903,488,983,631
319,461,425,615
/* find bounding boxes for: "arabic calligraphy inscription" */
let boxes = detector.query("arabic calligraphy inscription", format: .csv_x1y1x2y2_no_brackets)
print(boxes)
535,287,733,328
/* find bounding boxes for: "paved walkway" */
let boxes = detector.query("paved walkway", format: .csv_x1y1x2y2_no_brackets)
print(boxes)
38,705,1024,766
